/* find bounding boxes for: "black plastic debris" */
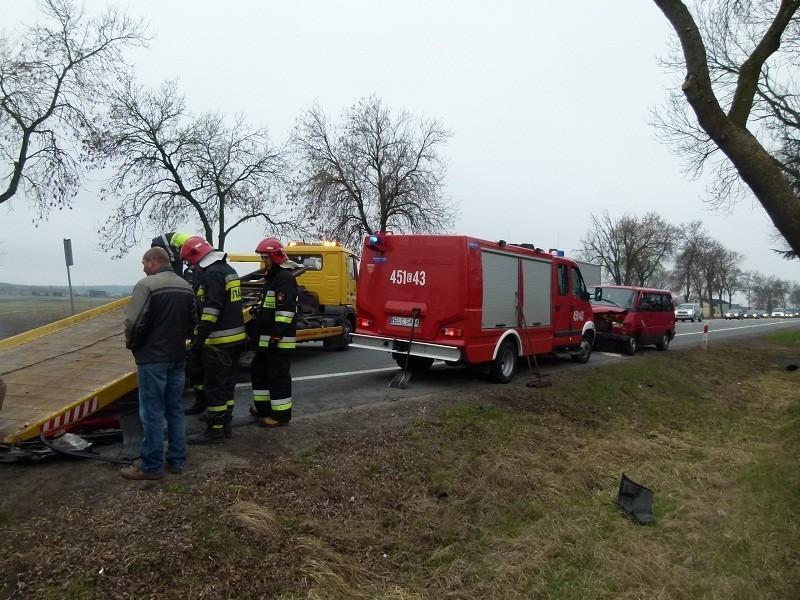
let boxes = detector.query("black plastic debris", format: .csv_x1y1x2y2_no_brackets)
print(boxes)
775,356,800,371
617,473,656,524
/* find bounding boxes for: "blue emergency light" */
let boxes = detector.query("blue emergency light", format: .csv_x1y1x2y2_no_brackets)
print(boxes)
367,231,391,252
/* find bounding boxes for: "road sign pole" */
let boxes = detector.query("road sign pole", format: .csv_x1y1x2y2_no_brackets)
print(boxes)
64,238,75,315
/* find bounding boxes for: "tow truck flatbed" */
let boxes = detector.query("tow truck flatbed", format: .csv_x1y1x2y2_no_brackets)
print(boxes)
0,298,135,444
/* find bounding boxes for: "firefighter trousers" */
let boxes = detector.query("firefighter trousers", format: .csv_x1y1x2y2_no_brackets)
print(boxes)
200,344,241,429
250,348,293,423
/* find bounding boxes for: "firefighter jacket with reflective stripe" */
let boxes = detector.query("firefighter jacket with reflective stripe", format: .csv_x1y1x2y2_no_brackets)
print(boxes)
195,258,246,347
125,267,197,364
254,264,298,350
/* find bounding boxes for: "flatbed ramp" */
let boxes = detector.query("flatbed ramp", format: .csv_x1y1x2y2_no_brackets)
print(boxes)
0,298,136,444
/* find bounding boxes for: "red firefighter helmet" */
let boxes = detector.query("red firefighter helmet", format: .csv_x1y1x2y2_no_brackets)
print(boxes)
180,236,214,265
255,237,287,264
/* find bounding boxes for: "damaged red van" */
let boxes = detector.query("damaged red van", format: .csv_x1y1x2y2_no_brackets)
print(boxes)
591,285,675,355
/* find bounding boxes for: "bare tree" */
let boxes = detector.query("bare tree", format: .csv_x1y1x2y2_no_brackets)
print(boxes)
716,247,745,306
788,283,800,306
578,211,680,285
291,95,457,249
652,0,800,257
673,221,709,302
88,77,293,256
0,0,147,214
695,239,724,315
751,273,786,312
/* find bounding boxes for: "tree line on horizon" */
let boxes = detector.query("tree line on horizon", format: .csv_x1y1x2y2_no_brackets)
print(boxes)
578,211,800,315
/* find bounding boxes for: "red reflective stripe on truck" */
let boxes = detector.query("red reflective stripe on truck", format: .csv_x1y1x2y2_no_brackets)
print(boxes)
40,396,100,433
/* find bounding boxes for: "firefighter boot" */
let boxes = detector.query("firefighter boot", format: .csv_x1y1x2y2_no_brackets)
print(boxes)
184,387,206,416
187,425,225,445
187,409,225,445
223,404,234,439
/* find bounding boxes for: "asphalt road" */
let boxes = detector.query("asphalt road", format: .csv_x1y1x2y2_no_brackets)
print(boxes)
188,317,800,435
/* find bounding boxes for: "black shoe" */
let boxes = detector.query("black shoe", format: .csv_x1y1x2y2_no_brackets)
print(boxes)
187,428,225,445
184,401,206,416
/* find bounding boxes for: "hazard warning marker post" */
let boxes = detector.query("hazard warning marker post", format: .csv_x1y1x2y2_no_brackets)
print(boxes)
703,324,709,350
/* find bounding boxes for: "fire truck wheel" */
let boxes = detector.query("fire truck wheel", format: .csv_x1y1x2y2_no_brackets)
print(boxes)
623,335,638,356
393,354,434,372
571,334,592,364
489,339,517,384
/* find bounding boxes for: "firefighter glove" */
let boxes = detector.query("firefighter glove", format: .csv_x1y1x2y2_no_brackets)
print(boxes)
189,337,205,354
269,336,281,349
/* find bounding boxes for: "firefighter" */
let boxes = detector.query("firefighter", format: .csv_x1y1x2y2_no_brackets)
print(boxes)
151,232,195,277
151,232,206,416
180,236,246,444
249,237,298,427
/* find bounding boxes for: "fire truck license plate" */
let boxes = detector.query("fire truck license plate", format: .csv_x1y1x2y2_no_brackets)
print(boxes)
389,315,420,327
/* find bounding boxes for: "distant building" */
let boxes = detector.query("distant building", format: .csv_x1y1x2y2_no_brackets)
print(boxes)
87,289,108,298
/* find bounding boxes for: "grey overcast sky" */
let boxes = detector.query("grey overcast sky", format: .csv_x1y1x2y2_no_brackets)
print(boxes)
0,1,796,289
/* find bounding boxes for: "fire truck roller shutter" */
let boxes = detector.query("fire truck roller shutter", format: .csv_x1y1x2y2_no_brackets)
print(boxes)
481,250,520,329
521,257,552,327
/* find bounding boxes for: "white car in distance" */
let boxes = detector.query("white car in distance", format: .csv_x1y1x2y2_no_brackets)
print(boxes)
674,303,702,322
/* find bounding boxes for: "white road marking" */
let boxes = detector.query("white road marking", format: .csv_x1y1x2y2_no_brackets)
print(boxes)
674,321,784,337
234,366,398,389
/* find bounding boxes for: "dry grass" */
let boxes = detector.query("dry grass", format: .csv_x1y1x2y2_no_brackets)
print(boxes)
1,335,799,599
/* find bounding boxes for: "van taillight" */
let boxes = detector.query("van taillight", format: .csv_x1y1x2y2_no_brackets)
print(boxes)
441,327,463,337
358,318,373,328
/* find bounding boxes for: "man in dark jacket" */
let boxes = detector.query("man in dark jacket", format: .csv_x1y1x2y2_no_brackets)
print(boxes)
250,237,298,427
121,246,196,480
151,231,206,416
180,236,246,444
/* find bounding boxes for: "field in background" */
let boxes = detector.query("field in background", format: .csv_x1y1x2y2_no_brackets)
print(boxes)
0,295,120,339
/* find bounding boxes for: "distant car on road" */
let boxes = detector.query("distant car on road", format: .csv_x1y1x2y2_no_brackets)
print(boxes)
772,308,786,318
725,308,745,320
744,309,761,319
757,308,770,318
674,303,702,322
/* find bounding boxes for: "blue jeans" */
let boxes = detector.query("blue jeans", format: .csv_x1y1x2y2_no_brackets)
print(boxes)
137,361,186,473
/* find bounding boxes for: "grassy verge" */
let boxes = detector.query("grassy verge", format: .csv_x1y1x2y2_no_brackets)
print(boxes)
2,335,799,599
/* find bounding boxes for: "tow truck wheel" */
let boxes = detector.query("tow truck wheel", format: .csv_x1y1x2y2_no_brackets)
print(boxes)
623,335,638,356
571,334,592,364
489,339,517,383
324,318,353,351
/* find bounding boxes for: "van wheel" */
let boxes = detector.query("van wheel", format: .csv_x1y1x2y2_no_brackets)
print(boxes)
571,334,592,364
655,332,670,351
393,354,434,373
489,339,517,383
623,335,638,356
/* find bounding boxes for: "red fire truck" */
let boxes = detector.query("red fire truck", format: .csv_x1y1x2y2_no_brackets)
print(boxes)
351,233,596,383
